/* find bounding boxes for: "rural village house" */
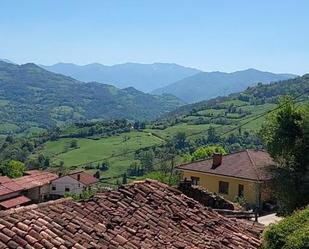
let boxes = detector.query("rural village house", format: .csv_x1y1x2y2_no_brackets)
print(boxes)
177,149,275,208
0,170,58,210
0,179,263,248
50,170,98,197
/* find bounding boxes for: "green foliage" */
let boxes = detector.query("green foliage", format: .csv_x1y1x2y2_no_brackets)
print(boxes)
122,173,128,184
260,98,309,214
207,126,221,144
64,188,95,201
143,171,180,186
93,170,100,179
191,145,226,161
127,160,144,176
97,160,109,171
174,132,188,150
139,150,155,172
70,139,78,148
263,207,309,249
235,196,247,207
0,160,26,178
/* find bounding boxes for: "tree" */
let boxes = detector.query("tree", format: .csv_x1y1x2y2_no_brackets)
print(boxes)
94,170,100,179
174,132,188,150
260,97,309,214
127,160,142,176
133,121,140,130
191,145,226,161
140,150,154,172
263,207,309,249
5,135,14,143
122,173,128,184
99,160,109,171
0,160,25,178
207,126,220,144
139,122,146,129
70,139,78,148
43,156,50,168
59,161,65,176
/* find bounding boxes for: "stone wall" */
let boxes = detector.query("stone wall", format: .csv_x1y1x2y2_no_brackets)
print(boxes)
178,181,241,210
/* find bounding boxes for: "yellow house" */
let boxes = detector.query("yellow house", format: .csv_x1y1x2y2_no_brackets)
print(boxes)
177,150,275,208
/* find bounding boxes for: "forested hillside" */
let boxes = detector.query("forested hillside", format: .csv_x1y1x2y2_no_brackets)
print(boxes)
0,61,183,135
163,74,309,119
153,68,296,103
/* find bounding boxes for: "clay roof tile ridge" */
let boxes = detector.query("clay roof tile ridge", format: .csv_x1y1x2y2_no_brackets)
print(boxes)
246,149,261,181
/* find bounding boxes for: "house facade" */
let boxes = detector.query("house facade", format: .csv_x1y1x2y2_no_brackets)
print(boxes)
177,150,274,208
0,170,58,209
50,171,98,197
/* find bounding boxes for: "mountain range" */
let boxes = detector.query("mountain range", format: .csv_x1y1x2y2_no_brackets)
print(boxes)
152,69,297,103
0,61,183,134
41,62,296,103
40,62,201,92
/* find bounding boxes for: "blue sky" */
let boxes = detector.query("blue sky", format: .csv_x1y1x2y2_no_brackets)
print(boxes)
0,0,308,74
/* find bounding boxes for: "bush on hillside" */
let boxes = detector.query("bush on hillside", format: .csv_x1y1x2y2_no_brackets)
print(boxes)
262,206,309,249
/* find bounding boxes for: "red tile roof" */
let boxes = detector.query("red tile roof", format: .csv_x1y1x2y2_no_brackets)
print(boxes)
177,150,275,181
0,180,23,197
68,171,99,186
0,179,263,248
13,170,58,190
0,195,30,209
0,176,12,184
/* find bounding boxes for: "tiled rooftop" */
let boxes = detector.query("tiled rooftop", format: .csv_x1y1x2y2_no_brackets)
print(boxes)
0,195,30,209
0,179,263,248
68,171,98,186
0,181,23,197
13,170,58,190
177,149,275,181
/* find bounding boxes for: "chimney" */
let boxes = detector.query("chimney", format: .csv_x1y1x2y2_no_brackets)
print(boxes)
77,173,81,181
212,153,222,168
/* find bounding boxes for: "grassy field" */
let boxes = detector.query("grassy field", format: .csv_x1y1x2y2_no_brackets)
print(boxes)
146,102,277,140
146,123,222,141
40,131,163,181
38,99,294,184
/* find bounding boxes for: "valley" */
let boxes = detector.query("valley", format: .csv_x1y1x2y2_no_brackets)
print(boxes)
2,2,309,248
25,74,308,185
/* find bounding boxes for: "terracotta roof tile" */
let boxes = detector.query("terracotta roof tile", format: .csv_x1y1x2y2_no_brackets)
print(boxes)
13,171,58,190
0,181,23,197
68,171,98,186
177,149,275,181
0,180,263,248
0,195,31,209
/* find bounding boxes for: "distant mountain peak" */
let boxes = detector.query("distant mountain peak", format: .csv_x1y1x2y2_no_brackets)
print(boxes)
153,69,298,103
40,62,201,92
0,59,16,64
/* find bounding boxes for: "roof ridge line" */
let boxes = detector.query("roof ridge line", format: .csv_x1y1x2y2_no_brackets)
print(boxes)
0,197,72,217
246,149,260,181
176,149,249,168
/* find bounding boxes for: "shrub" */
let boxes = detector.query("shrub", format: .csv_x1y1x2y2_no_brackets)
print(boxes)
191,145,226,161
263,206,309,249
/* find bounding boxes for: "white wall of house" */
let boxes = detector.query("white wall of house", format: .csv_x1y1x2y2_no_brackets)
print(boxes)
50,176,85,196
